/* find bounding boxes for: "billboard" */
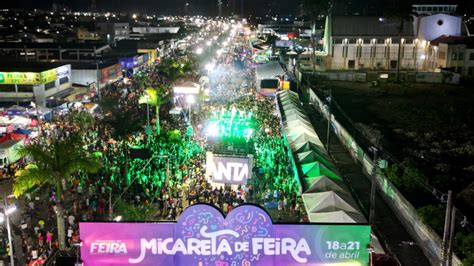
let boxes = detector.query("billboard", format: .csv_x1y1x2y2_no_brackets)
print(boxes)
0,66,69,85
206,152,252,185
80,204,371,266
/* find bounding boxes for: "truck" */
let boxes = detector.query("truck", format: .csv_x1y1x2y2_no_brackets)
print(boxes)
0,138,24,169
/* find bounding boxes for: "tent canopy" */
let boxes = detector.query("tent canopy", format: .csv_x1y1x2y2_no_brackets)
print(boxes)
308,211,367,223
173,81,201,94
256,61,285,80
293,140,326,154
14,128,31,135
302,191,360,213
297,150,333,168
301,161,342,181
303,175,348,194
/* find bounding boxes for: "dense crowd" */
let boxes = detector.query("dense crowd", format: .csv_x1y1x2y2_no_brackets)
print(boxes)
8,32,306,265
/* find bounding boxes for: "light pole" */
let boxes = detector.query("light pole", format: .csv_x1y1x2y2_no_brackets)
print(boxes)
1,196,17,266
326,89,332,154
95,62,101,101
369,146,378,226
186,95,195,125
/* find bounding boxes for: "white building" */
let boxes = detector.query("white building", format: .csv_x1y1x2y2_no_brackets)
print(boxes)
0,63,72,107
97,22,130,42
428,35,474,77
318,4,466,72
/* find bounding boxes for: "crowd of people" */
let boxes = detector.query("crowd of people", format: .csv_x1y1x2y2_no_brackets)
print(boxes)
6,28,307,265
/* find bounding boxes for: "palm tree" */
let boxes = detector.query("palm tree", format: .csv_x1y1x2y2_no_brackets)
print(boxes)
139,86,171,135
302,0,330,74
68,110,94,132
155,58,193,85
13,134,101,249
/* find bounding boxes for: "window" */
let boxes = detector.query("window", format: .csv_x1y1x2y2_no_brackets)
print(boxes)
458,52,464,60
348,60,355,69
468,67,474,76
390,60,398,69
45,81,55,90
470,53,474,61
439,51,446,60
451,53,457,60
457,67,463,74
59,76,69,85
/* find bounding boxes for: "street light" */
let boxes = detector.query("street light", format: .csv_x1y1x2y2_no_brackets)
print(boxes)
195,47,203,55
1,197,17,266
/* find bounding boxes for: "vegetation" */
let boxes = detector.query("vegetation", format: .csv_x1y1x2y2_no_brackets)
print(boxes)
417,204,445,234
114,200,160,221
139,86,172,135
13,134,101,249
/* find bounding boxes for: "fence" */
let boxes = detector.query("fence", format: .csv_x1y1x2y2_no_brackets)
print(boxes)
306,86,462,266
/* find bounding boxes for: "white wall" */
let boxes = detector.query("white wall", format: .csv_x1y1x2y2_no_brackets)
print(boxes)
329,42,427,70
71,69,97,86
417,14,462,41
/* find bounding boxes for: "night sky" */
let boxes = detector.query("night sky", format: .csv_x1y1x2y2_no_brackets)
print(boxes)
2,0,302,16
1,0,472,16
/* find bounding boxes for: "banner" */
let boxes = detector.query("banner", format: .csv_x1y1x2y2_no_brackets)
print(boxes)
80,204,371,266
206,152,252,185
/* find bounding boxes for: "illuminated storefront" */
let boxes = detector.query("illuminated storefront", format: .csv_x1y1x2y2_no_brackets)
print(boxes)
0,64,71,107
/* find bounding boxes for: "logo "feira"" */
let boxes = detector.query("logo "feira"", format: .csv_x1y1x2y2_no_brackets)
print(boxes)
90,241,127,254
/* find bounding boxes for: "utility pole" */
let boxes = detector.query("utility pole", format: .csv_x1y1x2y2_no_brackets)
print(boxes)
96,62,101,101
3,196,14,266
447,206,456,266
369,146,378,226
442,190,453,266
108,188,113,221
326,89,332,154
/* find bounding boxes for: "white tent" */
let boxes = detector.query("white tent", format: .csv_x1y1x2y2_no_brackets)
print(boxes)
286,125,318,140
7,116,31,127
302,191,360,213
283,119,313,130
293,140,326,154
308,211,367,223
0,116,10,125
304,175,348,194
173,81,201,94
256,61,285,80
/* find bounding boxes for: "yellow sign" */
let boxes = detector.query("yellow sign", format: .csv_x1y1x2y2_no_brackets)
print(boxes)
0,68,58,85
40,69,57,84
0,72,40,85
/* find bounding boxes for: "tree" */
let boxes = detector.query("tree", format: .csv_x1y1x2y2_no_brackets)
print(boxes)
13,134,101,249
302,0,329,74
139,86,171,135
155,58,193,85
416,204,445,234
68,110,94,132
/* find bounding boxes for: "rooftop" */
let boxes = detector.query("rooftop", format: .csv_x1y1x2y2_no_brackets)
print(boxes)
330,16,414,37
430,35,474,48
0,62,69,72
0,42,110,50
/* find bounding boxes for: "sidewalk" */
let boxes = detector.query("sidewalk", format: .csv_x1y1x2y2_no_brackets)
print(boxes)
304,104,431,266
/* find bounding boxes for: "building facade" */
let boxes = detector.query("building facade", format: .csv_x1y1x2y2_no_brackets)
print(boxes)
428,36,474,77
318,5,466,72
0,63,72,106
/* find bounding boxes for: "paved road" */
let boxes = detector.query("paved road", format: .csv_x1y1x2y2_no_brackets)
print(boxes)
304,104,431,266
0,178,25,265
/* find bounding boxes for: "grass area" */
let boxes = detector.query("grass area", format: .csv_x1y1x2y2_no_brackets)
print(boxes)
316,80,474,209
326,81,474,131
